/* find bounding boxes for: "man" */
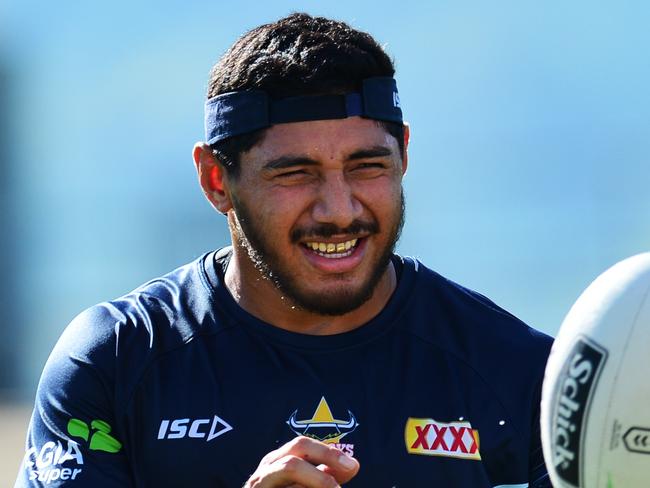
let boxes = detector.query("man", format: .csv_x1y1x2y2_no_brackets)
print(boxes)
17,13,552,488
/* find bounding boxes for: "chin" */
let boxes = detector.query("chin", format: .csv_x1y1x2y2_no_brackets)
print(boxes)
284,278,378,317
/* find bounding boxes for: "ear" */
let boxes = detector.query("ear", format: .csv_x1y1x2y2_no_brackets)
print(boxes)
192,143,233,214
401,122,410,175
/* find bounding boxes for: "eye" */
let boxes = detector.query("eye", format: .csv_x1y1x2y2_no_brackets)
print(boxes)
277,169,307,178
352,162,386,176
273,169,315,184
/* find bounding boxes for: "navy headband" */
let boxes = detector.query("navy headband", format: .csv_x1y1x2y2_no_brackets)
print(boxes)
204,77,402,145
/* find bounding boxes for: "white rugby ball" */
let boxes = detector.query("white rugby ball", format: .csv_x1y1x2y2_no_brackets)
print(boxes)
541,252,650,488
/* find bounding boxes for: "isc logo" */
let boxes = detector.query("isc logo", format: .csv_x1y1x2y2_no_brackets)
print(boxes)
157,415,233,442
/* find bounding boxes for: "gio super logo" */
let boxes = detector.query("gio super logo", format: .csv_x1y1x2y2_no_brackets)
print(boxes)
23,418,121,484
551,336,608,488
405,418,481,460
287,397,358,455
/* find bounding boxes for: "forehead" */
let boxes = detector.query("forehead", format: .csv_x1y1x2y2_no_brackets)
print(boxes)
242,116,399,165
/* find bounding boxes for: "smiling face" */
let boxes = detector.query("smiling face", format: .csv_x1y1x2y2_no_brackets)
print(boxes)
209,116,407,317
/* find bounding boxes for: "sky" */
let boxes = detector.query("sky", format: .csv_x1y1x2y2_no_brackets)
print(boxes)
2,0,649,395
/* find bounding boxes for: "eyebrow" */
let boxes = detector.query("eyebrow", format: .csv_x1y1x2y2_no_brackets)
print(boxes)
347,145,393,160
262,145,394,171
262,156,319,171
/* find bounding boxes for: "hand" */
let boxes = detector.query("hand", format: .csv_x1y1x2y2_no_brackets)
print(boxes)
244,436,360,487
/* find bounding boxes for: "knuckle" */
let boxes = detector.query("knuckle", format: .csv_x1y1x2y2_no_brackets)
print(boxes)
320,474,339,488
280,455,302,473
291,436,311,450
243,475,262,488
324,445,342,463
259,451,276,465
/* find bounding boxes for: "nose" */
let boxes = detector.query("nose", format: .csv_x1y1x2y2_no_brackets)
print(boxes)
312,172,363,228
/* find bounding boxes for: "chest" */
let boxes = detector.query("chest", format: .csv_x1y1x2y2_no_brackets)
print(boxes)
123,336,529,487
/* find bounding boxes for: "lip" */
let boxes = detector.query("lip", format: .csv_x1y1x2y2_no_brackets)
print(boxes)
299,237,368,274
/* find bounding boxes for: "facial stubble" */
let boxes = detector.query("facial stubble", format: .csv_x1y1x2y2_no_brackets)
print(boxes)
230,190,405,316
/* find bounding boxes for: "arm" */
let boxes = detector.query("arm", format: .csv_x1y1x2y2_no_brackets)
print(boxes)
15,308,133,487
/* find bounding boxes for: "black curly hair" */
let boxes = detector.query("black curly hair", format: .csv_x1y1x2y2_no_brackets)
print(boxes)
207,13,404,178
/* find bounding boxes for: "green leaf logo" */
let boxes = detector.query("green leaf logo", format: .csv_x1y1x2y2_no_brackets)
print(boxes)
67,418,123,453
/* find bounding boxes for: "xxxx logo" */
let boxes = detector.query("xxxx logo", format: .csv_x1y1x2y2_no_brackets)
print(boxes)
405,418,481,460
67,418,122,453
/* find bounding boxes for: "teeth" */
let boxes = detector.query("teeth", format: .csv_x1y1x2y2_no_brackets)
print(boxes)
305,238,361,255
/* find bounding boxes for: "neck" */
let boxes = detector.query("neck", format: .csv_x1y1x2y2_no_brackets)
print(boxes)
224,244,397,335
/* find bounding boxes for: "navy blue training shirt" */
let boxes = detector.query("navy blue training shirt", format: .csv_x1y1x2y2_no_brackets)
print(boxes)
17,248,553,487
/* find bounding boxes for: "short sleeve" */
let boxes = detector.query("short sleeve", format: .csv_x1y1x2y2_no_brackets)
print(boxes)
15,307,133,487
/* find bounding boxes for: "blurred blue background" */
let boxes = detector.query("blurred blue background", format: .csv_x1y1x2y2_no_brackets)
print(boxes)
1,0,649,401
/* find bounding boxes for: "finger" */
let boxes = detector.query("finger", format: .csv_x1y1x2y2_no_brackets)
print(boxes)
260,455,339,488
260,436,326,465
287,437,359,483
259,437,359,485
318,456,360,485
263,437,348,466
283,437,358,484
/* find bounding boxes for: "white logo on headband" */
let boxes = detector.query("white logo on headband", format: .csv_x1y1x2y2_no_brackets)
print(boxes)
393,91,401,108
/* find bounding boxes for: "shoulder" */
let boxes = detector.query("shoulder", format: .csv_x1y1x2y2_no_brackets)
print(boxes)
109,251,223,352
19,254,221,488
42,252,228,404
399,257,553,425
402,257,553,362
65,253,218,353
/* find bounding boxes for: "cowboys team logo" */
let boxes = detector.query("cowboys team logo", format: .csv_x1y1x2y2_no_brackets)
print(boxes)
287,397,358,455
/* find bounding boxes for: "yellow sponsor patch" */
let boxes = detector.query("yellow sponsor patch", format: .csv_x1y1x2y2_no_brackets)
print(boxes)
405,417,481,460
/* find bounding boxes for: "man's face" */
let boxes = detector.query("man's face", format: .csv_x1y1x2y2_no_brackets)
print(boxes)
227,116,407,316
